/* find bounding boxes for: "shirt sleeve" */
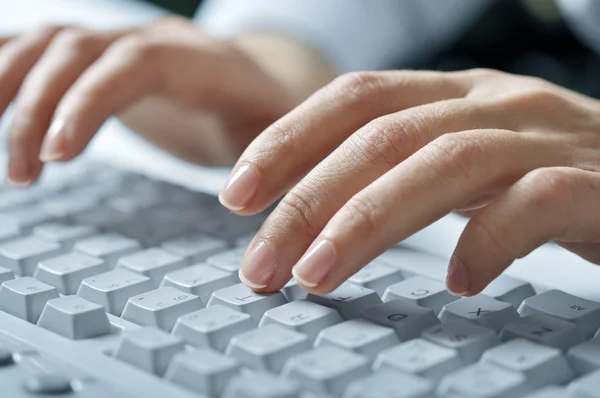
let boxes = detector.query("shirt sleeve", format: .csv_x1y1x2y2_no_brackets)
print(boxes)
556,0,600,56
194,0,492,72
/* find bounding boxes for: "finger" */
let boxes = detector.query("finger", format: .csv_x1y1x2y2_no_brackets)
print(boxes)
8,28,125,184
239,99,521,291
448,167,600,296
290,130,577,294
219,70,472,214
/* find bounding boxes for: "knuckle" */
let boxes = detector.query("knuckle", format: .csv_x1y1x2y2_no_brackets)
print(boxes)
32,24,64,40
466,68,504,79
522,168,576,198
52,29,97,52
506,86,570,110
112,35,163,63
340,195,380,236
329,71,384,105
426,133,483,182
253,117,306,163
276,186,323,239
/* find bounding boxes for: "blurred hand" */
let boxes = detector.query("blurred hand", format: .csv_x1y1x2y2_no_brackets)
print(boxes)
221,69,600,296
0,17,329,185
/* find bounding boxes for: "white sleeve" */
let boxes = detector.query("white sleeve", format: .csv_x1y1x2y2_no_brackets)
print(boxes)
194,0,493,72
556,0,600,55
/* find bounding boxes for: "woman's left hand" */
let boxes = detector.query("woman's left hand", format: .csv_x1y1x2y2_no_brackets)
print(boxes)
219,68,600,296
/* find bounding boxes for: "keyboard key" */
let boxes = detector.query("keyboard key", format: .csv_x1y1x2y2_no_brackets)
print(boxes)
226,324,310,372
569,369,600,397
259,299,343,342
438,363,531,398
381,276,458,314
222,371,301,398
121,287,202,331
113,327,184,376
281,278,307,301
41,192,98,219
172,305,254,352
314,318,399,361
0,205,55,232
165,349,240,398
0,277,59,323
23,375,73,395
111,219,188,248
523,387,569,398
162,234,228,264
0,223,21,243
500,313,584,352
207,283,287,324
518,290,600,338
481,275,535,308
373,338,461,381
343,369,435,398
74,233,141,268
567,337,600,375
116,248,186,287
375,248,448,281
362,299,439,341
206,247,246,273
34,252,107,295
281,346,370,395
481,339,573,388
348,260,404,296
77,269,154,315
33,222,97,249
422,320,500,364
0,266,14,285
37,296,112,340
0,236,63,276
307,283,381,320
72,207,130,229
160,264,238,305
439,295,520,332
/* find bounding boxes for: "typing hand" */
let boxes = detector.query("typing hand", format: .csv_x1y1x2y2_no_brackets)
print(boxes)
0,17,305,186
220,69,600,296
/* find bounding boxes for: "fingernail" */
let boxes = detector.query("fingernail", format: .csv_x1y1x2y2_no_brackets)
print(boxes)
39,118,67,162
239,241,277,289
7,146,32,186
446,255,471,296
292,239,336,288
218,164,259,211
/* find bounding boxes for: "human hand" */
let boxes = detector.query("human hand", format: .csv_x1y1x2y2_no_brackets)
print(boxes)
0,17,323,186
220,69,600,296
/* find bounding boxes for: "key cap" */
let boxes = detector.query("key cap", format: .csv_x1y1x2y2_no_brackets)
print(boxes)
206,247,246,273
260,299,343,342
362,299,439,341
439,295,520,332
162,234,228,264
343,369,435,398
282,346,370,395
314,318,399,361
567,337,600,375
122,287,202,331
0,236,63,276
37,296,112,340
0,205,55,232
0,266,14,285
481,339,573,388
226,324,310,372
116,248,186,287
522,387,569,398
74,233,141,268
518,290,600,339
207,283,287,324
500,313,584,352
165,349,240,397
114,327,184,376
111,218,188,248
106,193,164,214
422,320,500,364
77,269,154,315
0,277,59,323
0,223,21,243
373,337,461,381
281,278,307,301
307,283,381,320
222,371,301,398
348,260,404,296
568,369,600,397
72,207,130,229
375,248,448,281
438,363,531,398
161,264,238,305
41,192,98,219
382,276,458,314
34,252,107,295
481,275,535,308
33,222,97,249
172,305,254,352
24,375,73,395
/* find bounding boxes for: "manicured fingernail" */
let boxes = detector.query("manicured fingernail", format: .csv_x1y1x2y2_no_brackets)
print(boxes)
292,239,336,288
39,118,67,162
446,255,471,296
7,146,32,186
239,241,277,289
218,164,259,211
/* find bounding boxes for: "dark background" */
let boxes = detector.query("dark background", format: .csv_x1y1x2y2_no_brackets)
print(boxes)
142,0,600,99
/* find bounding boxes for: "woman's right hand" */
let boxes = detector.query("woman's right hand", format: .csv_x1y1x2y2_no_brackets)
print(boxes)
0,17,331,186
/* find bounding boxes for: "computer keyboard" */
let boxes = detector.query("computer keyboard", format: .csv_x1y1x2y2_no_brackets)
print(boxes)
0,162,600,398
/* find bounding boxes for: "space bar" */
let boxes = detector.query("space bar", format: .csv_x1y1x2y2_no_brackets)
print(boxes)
0,311,200,398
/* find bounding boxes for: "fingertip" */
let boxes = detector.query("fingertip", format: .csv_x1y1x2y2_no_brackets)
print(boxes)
219,164,260,212
445,254,471,296
39,118,68,162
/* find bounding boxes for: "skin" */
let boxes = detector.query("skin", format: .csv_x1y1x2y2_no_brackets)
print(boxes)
220,68,600,297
